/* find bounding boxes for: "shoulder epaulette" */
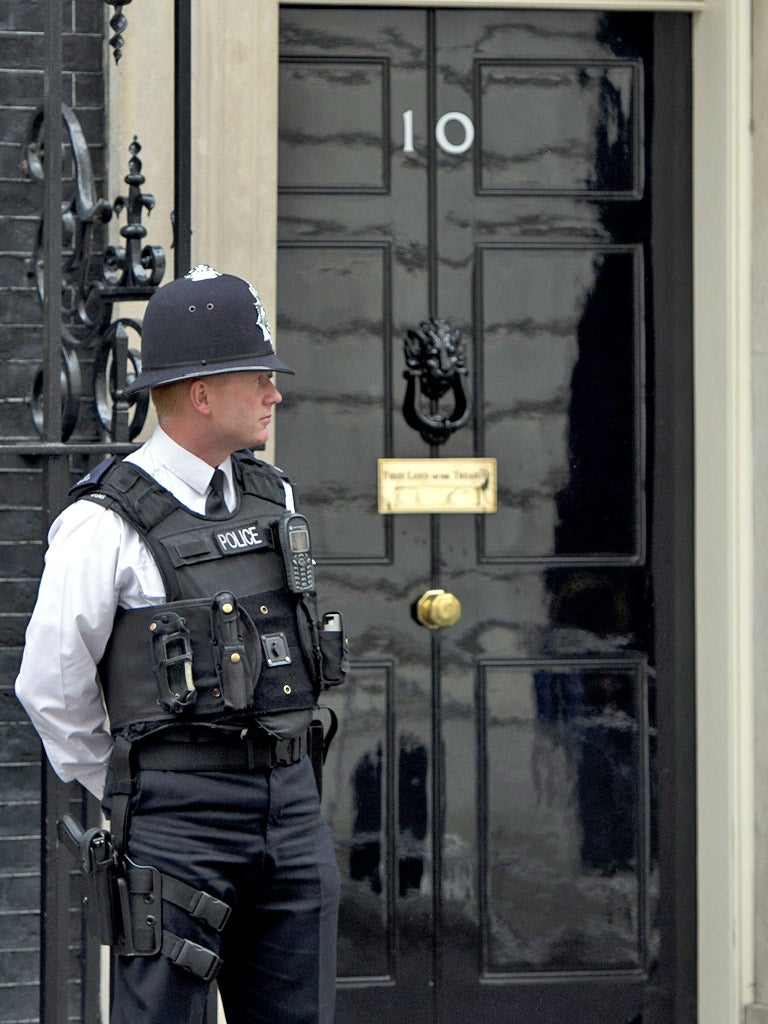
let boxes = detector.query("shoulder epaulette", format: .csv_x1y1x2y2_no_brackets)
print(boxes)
232,450,292,506
68,456,118,499
72,459,180,536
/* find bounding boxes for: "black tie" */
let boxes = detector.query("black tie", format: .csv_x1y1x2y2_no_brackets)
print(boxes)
205,469,227,516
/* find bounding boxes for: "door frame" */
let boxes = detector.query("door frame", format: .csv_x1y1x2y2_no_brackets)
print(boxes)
114,2,754,1022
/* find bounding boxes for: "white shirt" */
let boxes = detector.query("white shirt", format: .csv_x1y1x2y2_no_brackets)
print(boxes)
14,426,238,800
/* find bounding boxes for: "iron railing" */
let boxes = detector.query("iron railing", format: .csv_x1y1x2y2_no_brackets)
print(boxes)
8,3,192,1020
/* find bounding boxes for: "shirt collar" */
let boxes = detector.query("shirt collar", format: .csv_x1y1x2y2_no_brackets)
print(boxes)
147,426,233,499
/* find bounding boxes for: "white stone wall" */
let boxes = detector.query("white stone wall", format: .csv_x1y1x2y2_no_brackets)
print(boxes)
749,2,768,1019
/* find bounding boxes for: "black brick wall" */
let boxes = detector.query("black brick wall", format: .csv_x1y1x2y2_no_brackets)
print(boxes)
0,2,106,1020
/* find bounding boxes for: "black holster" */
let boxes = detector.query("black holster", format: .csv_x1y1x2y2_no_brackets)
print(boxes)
58,815,119,945
57,814,229,982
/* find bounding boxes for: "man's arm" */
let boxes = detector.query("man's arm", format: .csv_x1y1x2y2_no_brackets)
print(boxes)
15,501,132,800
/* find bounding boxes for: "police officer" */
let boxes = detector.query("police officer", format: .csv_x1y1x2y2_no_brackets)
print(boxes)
15,265,347,1024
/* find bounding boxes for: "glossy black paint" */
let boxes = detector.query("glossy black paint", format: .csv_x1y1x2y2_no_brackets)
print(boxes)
277,9,693,1023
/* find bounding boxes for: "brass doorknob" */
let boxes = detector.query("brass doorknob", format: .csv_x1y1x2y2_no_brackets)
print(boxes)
415,589,462,630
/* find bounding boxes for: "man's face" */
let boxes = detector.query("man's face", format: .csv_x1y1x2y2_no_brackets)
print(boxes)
204,371,282,451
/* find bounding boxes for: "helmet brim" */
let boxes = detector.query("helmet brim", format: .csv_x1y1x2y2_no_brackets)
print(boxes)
122,351,295,396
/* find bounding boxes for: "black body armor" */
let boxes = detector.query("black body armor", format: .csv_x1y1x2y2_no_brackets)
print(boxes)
73,452,347,735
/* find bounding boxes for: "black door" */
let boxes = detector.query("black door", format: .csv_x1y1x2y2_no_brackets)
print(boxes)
276,9,693,1023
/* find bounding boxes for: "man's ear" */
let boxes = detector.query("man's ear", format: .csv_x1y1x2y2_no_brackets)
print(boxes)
188,378,212,415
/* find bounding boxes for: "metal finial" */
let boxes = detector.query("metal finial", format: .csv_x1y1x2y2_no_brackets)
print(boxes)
104,1,134,64
105,134,165,292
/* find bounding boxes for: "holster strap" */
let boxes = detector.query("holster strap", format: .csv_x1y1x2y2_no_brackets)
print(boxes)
161,874,231,932
133,728,310,773
124,862,231,933
109,734,135,856
162,931,222,983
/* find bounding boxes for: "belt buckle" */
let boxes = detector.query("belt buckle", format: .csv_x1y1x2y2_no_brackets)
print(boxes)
171,937,223,982
190,890,232,932
273,736,298,767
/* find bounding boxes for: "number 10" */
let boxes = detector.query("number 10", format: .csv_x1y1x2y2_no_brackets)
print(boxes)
403,109,475,156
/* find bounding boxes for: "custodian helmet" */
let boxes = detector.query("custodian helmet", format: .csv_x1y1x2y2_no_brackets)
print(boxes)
123,264,294,395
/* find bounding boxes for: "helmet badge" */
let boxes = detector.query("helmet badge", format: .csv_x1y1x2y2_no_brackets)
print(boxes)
186,264,220,282
182,265,272,343
246,282,272,344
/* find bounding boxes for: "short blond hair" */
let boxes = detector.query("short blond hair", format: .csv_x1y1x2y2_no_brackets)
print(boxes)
150,380,191,421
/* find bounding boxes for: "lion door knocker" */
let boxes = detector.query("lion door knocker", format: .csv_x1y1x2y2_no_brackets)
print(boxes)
402,318,469,446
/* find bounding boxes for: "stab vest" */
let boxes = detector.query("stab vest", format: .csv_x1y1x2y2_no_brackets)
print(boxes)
73,453,347,734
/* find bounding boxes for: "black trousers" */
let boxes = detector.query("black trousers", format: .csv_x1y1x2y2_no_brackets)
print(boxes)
110,758,340,1024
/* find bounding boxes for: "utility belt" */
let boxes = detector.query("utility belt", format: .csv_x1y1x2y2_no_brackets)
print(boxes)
120,716,336,788
59,715,337,983
133,724,310,772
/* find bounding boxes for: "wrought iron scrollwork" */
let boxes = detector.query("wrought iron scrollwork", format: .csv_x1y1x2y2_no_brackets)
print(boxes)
29,349,82,443
25,104,114,349
94,320,150,441
23,104,164,442
403,318,470,446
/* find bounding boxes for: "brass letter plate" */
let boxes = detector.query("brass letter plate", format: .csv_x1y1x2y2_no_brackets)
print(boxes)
378,458,497,514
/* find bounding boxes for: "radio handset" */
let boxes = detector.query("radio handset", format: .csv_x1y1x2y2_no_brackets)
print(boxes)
277,512,316,593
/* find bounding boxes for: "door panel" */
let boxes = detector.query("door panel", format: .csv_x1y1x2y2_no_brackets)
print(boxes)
277,9,692,1023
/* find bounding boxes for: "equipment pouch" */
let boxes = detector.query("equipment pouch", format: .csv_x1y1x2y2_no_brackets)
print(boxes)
149,610,197,714
319,612,349,686
210,591,261,710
